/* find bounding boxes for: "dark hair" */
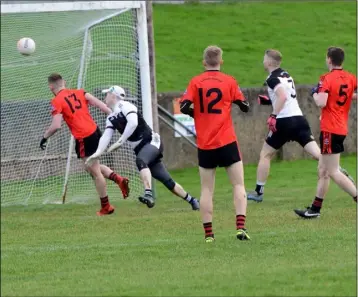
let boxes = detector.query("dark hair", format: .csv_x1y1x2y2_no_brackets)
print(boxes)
327,47,344,66
48,73,63,83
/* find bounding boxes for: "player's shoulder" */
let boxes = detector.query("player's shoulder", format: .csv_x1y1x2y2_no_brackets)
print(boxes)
220,72,238,83
265,68,287,88
267,68,292,80
119,100,137,112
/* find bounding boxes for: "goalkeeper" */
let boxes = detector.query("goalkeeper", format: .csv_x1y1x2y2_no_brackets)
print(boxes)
86,86,199,210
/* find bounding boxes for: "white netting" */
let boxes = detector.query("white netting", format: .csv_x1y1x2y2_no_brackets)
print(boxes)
1,5,146,206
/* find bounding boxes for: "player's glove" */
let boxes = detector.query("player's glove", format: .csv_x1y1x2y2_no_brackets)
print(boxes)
85,152,102,166
267,114,277,133
107,137,124,153
40,137,47,150
311,84,319,96
257,95,272,105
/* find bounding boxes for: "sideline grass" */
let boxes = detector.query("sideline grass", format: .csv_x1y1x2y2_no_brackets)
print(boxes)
153,1,357,91
1,156,356,296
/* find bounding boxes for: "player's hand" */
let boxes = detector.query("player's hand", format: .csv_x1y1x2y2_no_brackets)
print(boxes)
85,153,101,166
107,137,124,153
40,138,47,150
257,95,271,105
267,114,277,133
311,85,319,96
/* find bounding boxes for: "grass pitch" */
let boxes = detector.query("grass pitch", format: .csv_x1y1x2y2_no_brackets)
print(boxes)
153,1,357,91
1,156,356,296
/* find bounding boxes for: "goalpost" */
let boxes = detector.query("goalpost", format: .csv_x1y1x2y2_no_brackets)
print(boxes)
1,1,153,206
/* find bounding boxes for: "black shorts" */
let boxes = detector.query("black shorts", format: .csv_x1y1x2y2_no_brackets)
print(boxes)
265,116,314,150
75,127,102,159
320,131,345,154
198,141,241,169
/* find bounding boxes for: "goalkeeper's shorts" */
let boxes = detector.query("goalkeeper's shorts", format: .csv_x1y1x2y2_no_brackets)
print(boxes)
75,127,102,159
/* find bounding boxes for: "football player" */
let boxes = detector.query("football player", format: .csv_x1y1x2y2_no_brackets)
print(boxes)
85,86,200,211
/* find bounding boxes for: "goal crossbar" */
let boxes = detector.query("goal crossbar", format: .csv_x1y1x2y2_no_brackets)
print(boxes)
1,1,141,14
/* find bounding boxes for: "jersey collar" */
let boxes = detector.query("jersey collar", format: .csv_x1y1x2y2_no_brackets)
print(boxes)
205,70,220,72
270,67,283,75
331,68,343,71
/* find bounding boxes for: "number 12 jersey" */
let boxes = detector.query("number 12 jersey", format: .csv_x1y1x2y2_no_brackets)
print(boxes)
181,70,246,150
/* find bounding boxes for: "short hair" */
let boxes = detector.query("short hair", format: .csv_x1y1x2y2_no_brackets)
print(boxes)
265,49,282,65
203,45,222,67
48,73,63,84
327,47,344,66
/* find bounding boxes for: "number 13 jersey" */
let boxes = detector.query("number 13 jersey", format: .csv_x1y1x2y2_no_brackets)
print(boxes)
318,69,357,136
51,89,97,140
181,70,246,150
265,68,303,119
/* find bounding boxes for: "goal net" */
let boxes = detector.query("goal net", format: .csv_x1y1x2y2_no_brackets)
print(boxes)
1,1,152,206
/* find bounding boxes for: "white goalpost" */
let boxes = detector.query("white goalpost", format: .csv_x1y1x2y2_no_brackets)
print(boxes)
1,1,153,206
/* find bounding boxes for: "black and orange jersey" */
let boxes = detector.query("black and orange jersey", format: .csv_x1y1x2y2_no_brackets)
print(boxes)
180,70,247,150
318,69,357,135
51,89,97,139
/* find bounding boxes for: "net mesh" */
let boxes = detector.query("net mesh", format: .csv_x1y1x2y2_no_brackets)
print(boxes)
1,7,144,206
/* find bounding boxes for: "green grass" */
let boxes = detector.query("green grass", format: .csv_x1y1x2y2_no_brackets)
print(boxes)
153,1,357,91
2,156,356,296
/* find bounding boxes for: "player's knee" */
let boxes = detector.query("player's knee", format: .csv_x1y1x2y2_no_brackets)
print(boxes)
162,178,175,191
318,166,330,179
136,157,148,171
260,149,274,160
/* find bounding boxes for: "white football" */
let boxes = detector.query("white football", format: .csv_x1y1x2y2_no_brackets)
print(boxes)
17,37,36,55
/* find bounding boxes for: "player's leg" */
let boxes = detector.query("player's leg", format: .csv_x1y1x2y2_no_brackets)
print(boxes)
199,166,216,242
247,141,278,202
100,164,130,199
302,134,354,184
84,158,114,216
75,134,114,215
135,143,160,208
226,161,250,240
294,133,357,219
197,147,218,242
218,142,250,240
149,160,199,210
89,128,130,198
324,154,357,198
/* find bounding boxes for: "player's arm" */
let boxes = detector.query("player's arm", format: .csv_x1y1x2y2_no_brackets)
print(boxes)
43,114,62,139
312,76,329,107
40,102,63,150
313,92,328,107
107,104,138,153
231,80,249,112
267,77,286,115
352,92,357,101
119,104,138,143
85,92,112,115
85,119,115,164
180,80,195,117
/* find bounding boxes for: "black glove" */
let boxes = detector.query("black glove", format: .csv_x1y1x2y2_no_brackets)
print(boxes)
311,84,319,96
257,95,272,105
40,137,47,150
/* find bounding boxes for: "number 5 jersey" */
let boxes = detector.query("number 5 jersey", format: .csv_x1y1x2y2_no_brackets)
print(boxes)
317,69,357,135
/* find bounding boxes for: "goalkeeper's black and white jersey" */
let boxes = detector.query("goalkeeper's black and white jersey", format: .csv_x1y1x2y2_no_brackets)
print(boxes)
106,101,152,149
266,68,303,119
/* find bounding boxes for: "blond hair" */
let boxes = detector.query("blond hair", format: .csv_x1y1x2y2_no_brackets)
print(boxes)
203,45,222,67
265,49,282,66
